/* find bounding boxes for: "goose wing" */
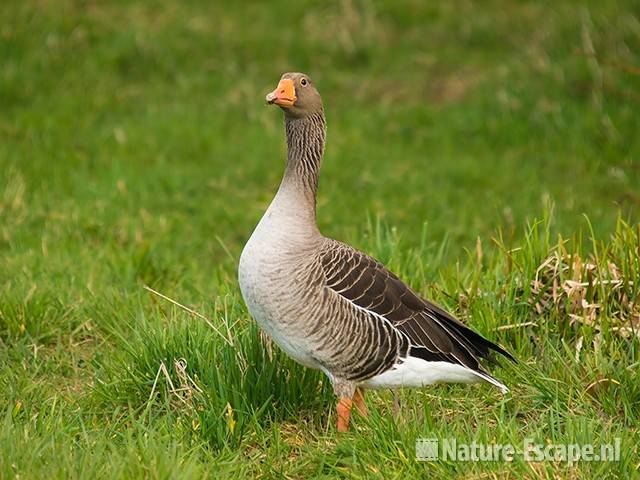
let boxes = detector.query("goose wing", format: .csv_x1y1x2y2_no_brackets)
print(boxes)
319,240,514,376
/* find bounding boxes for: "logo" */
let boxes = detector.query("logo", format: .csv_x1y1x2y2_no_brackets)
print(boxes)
416,437,621,463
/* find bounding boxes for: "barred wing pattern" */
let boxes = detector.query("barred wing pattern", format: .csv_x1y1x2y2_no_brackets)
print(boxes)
319,239,514,384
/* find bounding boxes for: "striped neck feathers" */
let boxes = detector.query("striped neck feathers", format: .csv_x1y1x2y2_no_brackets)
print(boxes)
283,110,326,201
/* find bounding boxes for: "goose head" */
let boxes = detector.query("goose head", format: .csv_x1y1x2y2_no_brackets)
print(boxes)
266,72,323,118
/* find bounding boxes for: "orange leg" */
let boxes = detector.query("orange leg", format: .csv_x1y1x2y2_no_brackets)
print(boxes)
353,387,368,418
337,397,353,432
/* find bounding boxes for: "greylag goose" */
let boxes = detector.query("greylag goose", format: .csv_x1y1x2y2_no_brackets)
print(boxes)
238,73,514,432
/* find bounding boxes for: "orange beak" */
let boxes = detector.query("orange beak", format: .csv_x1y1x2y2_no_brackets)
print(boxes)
266,78,296,107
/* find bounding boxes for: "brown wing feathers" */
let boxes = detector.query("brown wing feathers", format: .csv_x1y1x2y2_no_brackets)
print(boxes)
321,240,514,379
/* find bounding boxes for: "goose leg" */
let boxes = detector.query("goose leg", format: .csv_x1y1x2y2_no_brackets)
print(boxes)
334,381,356,432
353,387,368,417
337,397,353,432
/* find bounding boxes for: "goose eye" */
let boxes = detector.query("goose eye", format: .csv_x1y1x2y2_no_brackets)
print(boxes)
300,78,308,86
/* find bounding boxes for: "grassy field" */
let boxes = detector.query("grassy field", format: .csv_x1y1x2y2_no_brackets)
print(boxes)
1,0,639,478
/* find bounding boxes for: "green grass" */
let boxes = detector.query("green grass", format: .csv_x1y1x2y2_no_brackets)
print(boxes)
1,0,639,478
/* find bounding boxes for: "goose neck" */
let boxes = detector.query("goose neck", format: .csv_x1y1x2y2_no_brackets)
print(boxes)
280,111,326,212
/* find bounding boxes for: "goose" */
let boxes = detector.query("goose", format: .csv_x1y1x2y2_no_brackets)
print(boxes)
238,72,514,432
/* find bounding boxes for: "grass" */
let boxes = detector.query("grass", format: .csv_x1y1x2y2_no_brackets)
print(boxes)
1,0,639,478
